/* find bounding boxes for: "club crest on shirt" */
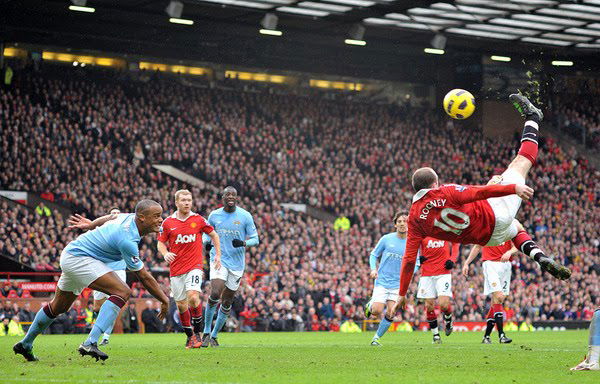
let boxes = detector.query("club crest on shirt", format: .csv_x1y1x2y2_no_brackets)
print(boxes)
234,220,241,225
190,222,197,228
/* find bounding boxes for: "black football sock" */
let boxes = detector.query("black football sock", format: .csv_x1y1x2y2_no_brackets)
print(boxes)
428,319,439,335
495,313,505,337
485,319,495,338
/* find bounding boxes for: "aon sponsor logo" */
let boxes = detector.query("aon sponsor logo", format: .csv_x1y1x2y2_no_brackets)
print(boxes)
426,240,445,248
175,234,197,244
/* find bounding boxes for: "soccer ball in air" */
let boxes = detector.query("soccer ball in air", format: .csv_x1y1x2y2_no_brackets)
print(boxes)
443,89,475,119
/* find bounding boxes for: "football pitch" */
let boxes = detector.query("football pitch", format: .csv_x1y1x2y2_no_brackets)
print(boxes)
1,331,596,384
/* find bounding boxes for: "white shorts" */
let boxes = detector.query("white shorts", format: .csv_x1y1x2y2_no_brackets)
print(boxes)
170,269,203,302
371,285,398,304
483,260,511,296
58,251,112,295
210,263,244,291
486,169,524,246
417,274,453,299
93,270,127,301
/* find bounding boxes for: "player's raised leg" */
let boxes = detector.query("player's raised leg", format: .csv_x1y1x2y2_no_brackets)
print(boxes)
80,271,132,360
571,308,600,371
510,220,571,280
505,93,544,181
14,287,78,361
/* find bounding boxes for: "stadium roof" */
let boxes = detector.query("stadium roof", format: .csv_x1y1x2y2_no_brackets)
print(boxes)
364,0,600,50
3,1,599,81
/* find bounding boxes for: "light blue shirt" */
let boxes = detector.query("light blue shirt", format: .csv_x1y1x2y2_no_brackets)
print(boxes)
369,233,418,289
64,213,144,271
203,207,259,271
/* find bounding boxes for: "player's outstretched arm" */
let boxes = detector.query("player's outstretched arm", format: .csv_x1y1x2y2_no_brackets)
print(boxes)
462,245,482,277
398,234,422,296
67,213,117,231
448,184,533,205
208,230,222,270
134,268,169,320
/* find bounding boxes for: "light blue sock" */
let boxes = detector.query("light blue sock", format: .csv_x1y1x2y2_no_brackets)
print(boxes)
103,321,115,340
375,316,393,339
84,300,120,346
203,300,218,334
591,309,600,346
21,307,56,349
211,306,230,339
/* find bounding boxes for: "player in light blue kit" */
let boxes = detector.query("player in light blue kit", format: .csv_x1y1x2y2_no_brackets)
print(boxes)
13,200,170,362
202,186,259,347
67,207,126,346
365,211,417,346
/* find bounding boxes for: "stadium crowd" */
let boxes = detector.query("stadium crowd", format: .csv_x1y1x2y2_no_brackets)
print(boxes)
552,76,600,149
0,61,598,334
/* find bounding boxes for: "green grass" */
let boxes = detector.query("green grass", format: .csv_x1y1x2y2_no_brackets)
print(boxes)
0,331,596,384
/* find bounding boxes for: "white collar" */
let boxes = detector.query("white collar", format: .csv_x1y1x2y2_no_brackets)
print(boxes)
412,189,432,203
171,211,197,221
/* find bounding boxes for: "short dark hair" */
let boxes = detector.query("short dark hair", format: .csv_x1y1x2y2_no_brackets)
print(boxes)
412,167,438,192
135,199,161,215
393,210,409,223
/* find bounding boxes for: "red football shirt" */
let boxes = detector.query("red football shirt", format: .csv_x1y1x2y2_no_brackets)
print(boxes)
399,183,517,295
157,212,214,277
420,237,460,277
482,241,513,262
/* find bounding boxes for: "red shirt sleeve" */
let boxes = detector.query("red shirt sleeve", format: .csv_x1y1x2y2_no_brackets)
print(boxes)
198,216,214,234
399,227,423,296
450,243,460,263
444,184,517,206
157,219,170,243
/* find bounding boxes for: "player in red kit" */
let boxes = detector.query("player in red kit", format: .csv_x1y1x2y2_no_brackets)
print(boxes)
463,241,517,344
417,237,460,343
395,94,571,312
157,189,221,348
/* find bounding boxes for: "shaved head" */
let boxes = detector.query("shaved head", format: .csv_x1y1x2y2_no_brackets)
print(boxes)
223,186,237,195
411,167,438,192
135,199,161,215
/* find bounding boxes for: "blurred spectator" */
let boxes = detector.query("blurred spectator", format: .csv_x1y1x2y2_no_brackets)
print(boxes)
142,300,163,333
340,318,361,333
18,302,34,331
269,312,285,332
121,302,140,333
35,202,52,217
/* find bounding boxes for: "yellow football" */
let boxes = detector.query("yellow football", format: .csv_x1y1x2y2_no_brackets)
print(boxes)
443,89,475,119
